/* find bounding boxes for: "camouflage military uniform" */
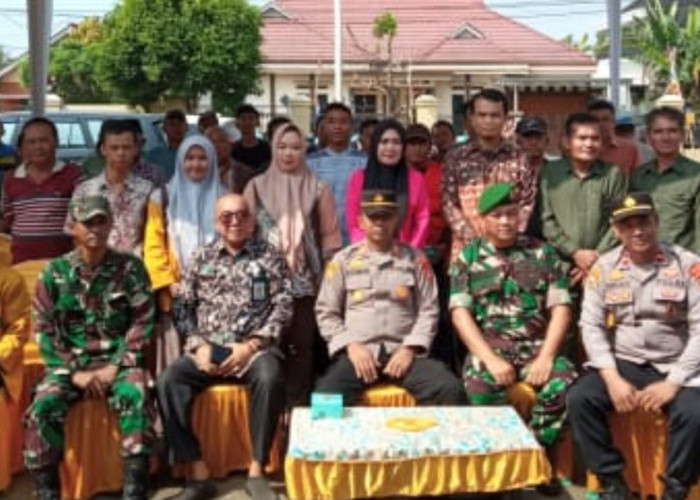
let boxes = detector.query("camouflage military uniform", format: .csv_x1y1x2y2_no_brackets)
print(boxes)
24,249,156,470
450,235,576,445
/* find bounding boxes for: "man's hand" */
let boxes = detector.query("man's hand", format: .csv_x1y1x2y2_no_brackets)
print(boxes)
638,381,680,413
347,342,379,383
602,370,638,413
383,347,415,379
95,364,119,387
572,250,599,272
219,343,255,378
570,267,585,287
484,356,516,386
71,370,106,398
193,344,215,374
524,355,554,387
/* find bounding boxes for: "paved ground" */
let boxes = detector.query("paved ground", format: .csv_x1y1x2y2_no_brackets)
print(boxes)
3,471,589,500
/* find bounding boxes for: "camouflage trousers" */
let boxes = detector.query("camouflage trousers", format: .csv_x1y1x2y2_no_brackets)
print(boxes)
23,367,153,470
463,354,577,447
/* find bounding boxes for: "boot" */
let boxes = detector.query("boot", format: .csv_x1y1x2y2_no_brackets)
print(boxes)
32,466,60,500
122,455,149,500
661,476,689,500
599,474,631,500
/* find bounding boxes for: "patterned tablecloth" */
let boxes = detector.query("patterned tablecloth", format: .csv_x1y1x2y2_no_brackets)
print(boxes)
285,406,551,500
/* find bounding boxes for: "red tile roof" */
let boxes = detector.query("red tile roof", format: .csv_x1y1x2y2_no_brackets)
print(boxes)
262,0,594,67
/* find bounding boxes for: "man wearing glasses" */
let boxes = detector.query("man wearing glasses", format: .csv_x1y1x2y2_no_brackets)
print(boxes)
157,193,293,500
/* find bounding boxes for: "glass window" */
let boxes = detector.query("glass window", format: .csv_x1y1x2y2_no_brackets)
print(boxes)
86,119,105,144
1,120,18,145
54,121,87,148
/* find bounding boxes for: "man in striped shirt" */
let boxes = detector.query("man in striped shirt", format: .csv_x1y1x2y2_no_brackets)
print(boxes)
2,117,83,264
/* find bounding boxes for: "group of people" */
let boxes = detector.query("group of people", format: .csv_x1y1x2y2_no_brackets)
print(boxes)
0,87,700,500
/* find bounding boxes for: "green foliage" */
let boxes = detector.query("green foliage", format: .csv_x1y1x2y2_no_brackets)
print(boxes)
98,0,262,112
0,46,10,70
630,0,700,102
373,12,398,40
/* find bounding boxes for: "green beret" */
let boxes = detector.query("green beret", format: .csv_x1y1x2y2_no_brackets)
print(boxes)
478,183,515,215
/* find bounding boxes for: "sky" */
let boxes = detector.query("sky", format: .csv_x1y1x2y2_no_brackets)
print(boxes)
0,0,635,59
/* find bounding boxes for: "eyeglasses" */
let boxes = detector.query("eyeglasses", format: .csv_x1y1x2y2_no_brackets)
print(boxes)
218,210,250,225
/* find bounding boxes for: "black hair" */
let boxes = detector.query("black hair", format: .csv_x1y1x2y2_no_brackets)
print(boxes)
164,109,186,122
565,113,600,137
96,119,140,155
359,117,379,134
645,106,685,130
266,116,291,142
17,117,58,148
236,104,260,118
325,102,353,118
466,88,509,116
588,99,616,115
432,119,455,137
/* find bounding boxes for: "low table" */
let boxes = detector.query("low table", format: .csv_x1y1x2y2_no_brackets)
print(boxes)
285,406,551,500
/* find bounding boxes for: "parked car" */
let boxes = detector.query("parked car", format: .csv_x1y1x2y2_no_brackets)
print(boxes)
0,111,169,165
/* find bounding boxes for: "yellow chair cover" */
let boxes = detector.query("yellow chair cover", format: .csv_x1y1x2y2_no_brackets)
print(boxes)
60,398,123,500
0,236,11,268
360,384,417,407
586,410,700,500
506,381,574,480
12,259,49,343
174,384,281,478
0,392,13,491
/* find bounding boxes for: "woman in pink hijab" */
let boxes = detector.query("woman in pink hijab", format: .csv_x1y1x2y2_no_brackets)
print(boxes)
243,122,341,407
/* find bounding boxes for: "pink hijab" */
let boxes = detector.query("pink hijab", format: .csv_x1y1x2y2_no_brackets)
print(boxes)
250,123,318,271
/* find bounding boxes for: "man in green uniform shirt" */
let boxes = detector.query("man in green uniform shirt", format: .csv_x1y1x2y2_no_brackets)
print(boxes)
630,106,700,254
24,194,155,500
450,182,576,494
540,113,627,285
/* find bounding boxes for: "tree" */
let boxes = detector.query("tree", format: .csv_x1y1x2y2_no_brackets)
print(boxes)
98,0,262,113
630,0,700,102
372,12,398,116
0,46,10,70
19,18,112,103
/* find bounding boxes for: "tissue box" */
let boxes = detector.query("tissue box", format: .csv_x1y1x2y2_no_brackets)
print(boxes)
310,393,344,419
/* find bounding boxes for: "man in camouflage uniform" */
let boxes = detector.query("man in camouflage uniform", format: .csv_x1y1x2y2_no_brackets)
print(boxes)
450,183,576,491
24,195,155,500
315,189,466,405
568,193,700,500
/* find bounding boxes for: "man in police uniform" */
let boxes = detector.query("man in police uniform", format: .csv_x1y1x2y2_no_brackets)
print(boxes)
315,190,466,405
568,193,700,500
449,183,576,488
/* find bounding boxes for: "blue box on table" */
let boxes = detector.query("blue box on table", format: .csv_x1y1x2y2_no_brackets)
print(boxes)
310,393,344,419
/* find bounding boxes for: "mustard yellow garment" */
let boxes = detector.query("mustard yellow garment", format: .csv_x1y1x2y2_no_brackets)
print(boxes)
143,197,181,311
0,267,30,403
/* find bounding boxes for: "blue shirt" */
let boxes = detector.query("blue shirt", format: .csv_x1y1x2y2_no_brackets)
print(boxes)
307,147,365,245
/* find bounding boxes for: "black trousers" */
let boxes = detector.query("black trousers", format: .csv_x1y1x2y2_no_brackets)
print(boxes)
315,354,468,405
280,296,319,407
567,359,700,486
156,353,285,466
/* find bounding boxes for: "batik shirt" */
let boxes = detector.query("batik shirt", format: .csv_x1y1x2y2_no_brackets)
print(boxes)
441,141,536,255
449,236,571,360
33,250,155,375
66,173,154,256
175,238,293,353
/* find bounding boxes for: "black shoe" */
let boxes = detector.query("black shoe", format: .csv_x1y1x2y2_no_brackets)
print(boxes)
165,479,217,500
536,477,564,497
122,456,150,500
32,466,60,500
599,475,631,500
661,476,689,500
245,476,277,500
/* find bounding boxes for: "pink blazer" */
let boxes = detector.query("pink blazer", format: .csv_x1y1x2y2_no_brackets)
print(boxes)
346,167,429,248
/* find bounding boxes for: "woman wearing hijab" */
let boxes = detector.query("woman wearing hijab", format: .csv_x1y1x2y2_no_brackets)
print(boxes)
346,119,429,247
243,122,341,407
144,135,225,373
